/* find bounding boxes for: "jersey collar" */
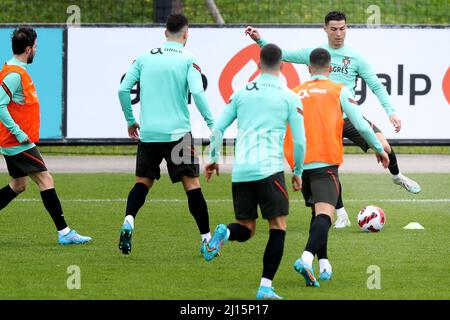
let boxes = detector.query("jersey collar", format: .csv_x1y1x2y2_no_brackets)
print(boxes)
8,56,27,69
311,75,328,80
258,73,281,83
164,41,184,49
325,43,346,51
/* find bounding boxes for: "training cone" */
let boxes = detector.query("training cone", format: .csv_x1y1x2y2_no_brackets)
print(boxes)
403,222,424,230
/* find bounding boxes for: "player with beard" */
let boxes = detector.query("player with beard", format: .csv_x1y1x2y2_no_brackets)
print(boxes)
0,27,92,245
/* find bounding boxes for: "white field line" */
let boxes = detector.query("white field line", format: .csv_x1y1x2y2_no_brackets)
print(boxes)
14,198,450,203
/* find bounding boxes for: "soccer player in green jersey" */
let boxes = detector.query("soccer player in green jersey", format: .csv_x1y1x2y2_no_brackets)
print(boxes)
202,44,306,300
118,14,215,255
0,27,91,245
245,11,421,229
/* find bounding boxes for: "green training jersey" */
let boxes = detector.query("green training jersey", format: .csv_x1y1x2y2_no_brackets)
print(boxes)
0,57,35,156
119,41,214,142
257,39,396,117
210,73,306,183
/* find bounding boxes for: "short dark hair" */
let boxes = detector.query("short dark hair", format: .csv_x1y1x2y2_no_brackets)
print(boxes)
12,27,37,54
166,14,188,33
260,43,282,68
309,48,331,68
325,11,347,24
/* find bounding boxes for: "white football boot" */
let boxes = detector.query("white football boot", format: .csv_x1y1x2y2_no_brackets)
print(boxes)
392,173,421,194
334,208,351,229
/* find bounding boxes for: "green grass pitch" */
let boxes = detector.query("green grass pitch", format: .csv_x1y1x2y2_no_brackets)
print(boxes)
0,172,449,300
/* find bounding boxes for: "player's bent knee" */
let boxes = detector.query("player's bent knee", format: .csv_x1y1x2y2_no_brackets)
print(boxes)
181,176,200,191
236,220,256,238
30,171,54,190
228,222,253,242
268,216,287,231
136,177,154,188
314,202,335,221
10,179,27,194
42,172,54,189
14,184,27,194
316,212,334,225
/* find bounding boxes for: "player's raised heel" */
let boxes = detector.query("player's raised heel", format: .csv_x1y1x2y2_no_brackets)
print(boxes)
293,258,320,287
256,286,283,300
119,221,133,254
58,230,92,245
202,224,229,261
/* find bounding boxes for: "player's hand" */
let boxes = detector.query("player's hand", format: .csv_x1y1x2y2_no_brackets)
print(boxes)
16,131,30,144
245,26,261,41
20,137,31,144
376,151,390,169
292,175,302,191
128,123,140,140
205,163,219,182
389,114,401,133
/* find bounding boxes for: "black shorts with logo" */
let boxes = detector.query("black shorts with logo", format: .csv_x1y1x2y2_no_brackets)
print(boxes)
343,117,382,152
232,171,289,220
3,146,47,178
301,165,340,208
135,132,199,183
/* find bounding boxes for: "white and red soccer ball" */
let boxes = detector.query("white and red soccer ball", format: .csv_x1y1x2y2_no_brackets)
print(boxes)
357,205,386,232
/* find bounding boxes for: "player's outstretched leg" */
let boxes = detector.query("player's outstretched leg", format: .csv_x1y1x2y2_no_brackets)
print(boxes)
42,187,92,245
334,183,350,228
29,171,91,245
389,149,421,193
377,136,421,193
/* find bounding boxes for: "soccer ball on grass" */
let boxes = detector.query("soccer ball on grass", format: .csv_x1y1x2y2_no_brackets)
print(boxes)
357,205,386,232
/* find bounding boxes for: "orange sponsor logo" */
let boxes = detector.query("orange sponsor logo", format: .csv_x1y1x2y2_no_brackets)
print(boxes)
218,44,300,103
443,67,450,105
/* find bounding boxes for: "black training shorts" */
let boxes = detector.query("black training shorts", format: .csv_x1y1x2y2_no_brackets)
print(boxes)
135,132,199,183
232,171,289,220
301,165,340,208
3,146,47,178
